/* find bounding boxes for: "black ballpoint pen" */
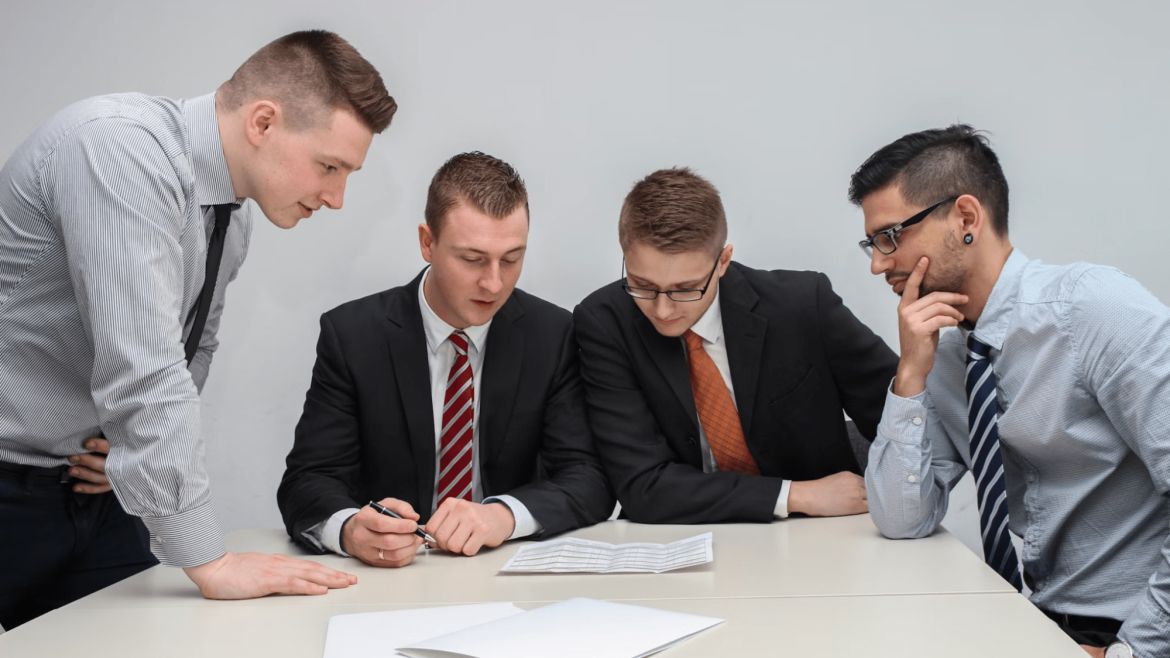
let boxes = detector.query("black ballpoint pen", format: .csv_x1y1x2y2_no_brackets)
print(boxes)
368,500,437,544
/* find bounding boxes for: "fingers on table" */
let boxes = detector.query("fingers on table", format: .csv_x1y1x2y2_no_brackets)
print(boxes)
264,554,356,594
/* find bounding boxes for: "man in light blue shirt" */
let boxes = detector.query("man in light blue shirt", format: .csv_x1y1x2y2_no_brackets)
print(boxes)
852,124,1169,658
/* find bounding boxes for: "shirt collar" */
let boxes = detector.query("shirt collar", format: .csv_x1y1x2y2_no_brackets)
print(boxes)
183,93,240,207
687,284,724,346
418,267,492,355
968,248,1028,351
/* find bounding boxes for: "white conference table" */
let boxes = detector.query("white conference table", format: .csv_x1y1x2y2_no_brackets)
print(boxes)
1,515,1086,657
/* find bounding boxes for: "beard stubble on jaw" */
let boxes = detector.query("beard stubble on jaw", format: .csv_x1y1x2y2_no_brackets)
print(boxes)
919,232,967,297
894,232,967,298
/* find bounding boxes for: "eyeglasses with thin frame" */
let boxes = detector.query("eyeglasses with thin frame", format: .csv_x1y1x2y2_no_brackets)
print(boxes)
859,196,958,258
622,257,720,302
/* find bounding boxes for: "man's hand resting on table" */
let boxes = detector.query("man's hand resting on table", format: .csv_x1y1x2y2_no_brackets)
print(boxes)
341,498,425,568
425,498,515,556
183,552,357,599
788,471,869,517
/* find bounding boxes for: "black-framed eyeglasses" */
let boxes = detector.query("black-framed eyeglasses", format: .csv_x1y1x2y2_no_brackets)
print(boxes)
859,196,958,258
622,257,719,302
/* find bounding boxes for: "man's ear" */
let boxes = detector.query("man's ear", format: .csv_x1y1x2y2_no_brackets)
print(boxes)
954,194,985,243
717,243,734,278
418,223,435,263
243,100,280,148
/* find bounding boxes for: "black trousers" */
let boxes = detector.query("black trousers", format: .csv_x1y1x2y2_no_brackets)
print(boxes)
0,461,158,630
1041,609,1122,648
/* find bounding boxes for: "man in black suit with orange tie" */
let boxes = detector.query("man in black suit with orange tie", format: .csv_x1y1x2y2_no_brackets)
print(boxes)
574,168,898,524
278,152,613,567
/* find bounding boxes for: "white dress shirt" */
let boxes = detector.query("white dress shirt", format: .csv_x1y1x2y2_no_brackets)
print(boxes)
304,269,540,555
686,287,792,518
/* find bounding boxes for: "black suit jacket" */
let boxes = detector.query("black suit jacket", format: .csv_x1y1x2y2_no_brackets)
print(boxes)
573,261,898,524
278,270,614,550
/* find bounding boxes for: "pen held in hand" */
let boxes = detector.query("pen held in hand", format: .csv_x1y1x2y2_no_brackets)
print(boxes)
368,501,438,545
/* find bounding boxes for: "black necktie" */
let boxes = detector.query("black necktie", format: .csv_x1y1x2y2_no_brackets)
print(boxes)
184,204,232,365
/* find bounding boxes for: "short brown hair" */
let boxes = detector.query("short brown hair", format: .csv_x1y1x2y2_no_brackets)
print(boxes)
218,30,397,133
425,152,529,240
619,168,727,256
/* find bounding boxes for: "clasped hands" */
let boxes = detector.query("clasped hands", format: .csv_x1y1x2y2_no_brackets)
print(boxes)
341,497,516,568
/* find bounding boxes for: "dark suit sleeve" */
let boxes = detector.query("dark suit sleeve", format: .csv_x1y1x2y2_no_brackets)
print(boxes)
501,319,616,537
276,314,365,552
814,273,899,441
574,304,782,524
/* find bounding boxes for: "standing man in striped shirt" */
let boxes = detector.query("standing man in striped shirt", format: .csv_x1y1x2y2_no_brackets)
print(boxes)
854,125,1170,658
0,30,397,629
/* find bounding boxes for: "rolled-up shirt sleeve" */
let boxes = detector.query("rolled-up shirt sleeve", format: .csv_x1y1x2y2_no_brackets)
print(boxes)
866,379,967,540
44,118,225,567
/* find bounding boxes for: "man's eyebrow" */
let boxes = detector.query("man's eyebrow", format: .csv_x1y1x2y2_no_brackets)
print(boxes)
867,221,900,238
456,246,527,256
627,274,705,289
323,156,360,172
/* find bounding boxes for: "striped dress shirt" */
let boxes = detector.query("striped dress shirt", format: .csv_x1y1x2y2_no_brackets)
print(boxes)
0,92,253,567
867,249,1170,656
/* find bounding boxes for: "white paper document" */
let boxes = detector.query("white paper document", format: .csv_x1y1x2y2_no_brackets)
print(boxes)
397,597,723,658
322,602,524,658
499,532,713,573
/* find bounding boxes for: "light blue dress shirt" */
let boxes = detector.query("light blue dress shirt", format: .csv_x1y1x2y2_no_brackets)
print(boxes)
867,249,1170,656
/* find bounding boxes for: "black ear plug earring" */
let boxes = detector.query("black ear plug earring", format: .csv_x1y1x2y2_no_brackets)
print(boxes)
964,234,974,245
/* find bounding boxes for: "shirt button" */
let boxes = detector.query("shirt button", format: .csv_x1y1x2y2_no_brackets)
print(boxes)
907,474,918,483
1025,533,1035,543
1027,473,1036,483
911,417,923,426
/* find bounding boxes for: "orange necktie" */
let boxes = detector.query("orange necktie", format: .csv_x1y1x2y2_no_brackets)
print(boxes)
683,329,760,475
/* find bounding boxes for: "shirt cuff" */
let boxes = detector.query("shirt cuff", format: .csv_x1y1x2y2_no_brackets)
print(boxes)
484,494,542,540
139,502,227,568
302,508,360,557
774,480,792,519
879,377,931,445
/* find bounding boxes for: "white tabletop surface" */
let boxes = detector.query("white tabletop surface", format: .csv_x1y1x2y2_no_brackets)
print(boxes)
2,593,1084,657
2,516,1082,657
64,515,1013,611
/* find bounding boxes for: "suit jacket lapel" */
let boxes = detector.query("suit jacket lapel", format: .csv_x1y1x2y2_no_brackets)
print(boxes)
385,271,437,508
720,265,767,438
635,313,699,435
479,296,524,494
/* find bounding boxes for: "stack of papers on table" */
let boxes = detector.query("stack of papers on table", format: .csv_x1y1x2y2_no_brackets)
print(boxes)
323,598,722,658
499,532,713,573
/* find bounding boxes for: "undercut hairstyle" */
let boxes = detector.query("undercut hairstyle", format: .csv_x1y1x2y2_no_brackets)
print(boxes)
618,168,727,257
424,152,529,240
848,124,1010,236
218,30,396,134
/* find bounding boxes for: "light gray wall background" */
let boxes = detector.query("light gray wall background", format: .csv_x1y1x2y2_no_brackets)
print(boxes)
2,0,1168,559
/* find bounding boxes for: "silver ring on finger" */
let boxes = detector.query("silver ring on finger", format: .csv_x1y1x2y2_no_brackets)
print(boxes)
378,548,384,560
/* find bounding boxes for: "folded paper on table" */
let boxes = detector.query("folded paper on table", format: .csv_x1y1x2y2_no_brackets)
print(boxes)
322,602,523,658
500,532,713,573
397,597,723,658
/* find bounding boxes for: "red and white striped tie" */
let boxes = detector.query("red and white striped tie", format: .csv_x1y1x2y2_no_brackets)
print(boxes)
437,330,475,505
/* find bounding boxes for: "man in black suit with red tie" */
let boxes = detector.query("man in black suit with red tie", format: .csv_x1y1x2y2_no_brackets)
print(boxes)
574,168,898,524
278,153,613,567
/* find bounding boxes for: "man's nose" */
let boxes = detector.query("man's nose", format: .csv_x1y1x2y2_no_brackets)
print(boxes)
653,294,675,319
480,262,503,294
320,176,347,210
870,247,893,276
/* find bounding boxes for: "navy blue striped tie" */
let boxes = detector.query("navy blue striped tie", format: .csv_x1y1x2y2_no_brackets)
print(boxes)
965,334,1024,591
